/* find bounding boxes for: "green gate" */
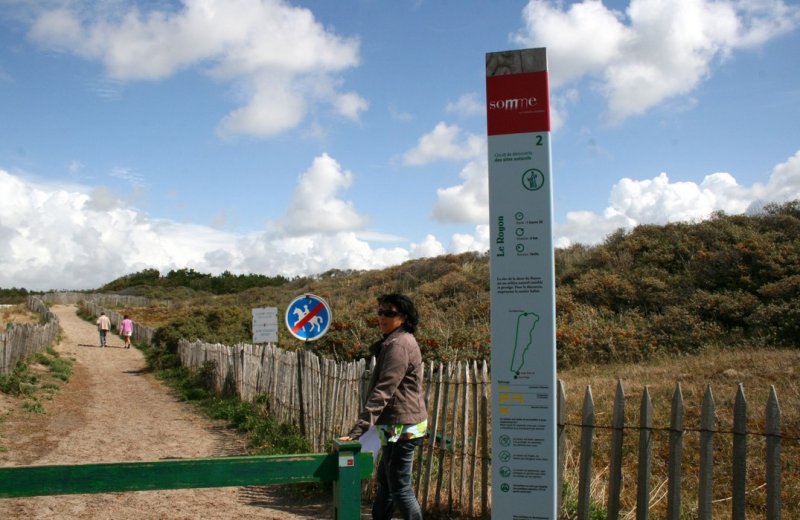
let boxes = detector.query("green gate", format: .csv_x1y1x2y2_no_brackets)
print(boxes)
0,439,371,520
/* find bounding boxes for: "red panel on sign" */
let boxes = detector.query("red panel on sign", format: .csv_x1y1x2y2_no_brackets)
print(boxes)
486,71,550,135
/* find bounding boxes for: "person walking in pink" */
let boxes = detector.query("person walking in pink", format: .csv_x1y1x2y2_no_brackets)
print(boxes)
119,315,134,349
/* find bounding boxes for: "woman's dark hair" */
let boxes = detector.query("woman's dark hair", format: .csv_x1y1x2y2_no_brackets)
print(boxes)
378,293,419,333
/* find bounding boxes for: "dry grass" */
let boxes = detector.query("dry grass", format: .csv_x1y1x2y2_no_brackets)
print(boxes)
0,304,39,330
558,346,800,518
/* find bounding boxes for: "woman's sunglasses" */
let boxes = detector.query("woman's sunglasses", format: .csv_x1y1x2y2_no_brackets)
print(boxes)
377,309,401,318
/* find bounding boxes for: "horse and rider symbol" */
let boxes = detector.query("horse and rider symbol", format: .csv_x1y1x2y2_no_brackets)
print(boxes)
285,294,332,341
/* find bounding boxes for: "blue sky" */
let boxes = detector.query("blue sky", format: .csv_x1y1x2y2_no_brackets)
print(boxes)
1,0,799,290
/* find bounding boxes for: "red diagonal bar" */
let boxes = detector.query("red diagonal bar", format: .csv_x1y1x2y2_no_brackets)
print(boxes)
292,302,325,333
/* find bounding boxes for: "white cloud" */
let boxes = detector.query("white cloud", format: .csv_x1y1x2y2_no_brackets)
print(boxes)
236,232,412,278
335,91,369,121
0,161,496,290
514,0,800,123
402,122,484,165
277,153,369,236
555,149,800,246
0,166,395,290
3,149,797,291
409,234,446,259
515,0,631,88
109,166,146,187
750,149,800,204
450,225,490,254
28,0,363,138
445,93,484,117
432,158,489,224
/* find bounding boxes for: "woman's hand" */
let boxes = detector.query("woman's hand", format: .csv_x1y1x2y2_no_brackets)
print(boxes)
338,435,353,441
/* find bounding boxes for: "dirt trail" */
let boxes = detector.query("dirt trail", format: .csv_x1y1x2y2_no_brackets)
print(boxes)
0,305,334,519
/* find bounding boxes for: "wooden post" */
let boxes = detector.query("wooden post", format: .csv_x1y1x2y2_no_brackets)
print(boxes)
607,380,625,520
666,383,684,520
423,362,443,510
435,362,453,510
557,380,566,515
636,387,653,520
480,360,489,516
297,347,306,437
732,383,747,520
414,361,433,496
578,385,594,520
468,360,479,517
698,385,715,520
765,386,781,520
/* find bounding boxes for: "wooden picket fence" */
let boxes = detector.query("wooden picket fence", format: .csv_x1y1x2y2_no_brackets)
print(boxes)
563,380,789,520
177,340,492,514
0,297,60,374
177,339,794,519
81,300,155,345
41,291,151,307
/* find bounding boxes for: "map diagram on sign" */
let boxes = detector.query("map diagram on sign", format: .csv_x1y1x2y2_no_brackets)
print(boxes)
511,311,540,377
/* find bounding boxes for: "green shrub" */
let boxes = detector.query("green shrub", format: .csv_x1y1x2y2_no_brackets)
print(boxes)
0,362,38,396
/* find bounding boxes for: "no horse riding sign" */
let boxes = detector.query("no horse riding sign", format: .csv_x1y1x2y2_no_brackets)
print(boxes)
285,293,332,341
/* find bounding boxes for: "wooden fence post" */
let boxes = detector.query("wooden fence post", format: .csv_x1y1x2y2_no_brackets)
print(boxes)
297,347,306,437
636,387,653,520
732,383,747,520
459,362,469,512
435,362,453,510
698,385,715,520
423,362,443,511
557,380,566,516
578,385,594,520
607,379,625,520
666,383,684,520
415,362,433,497
448,363,462,512
468,360,479,517
765,385,781,520
480,361,489,517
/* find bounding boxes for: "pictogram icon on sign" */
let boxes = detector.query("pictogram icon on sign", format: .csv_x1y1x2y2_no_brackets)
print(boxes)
521,168,545,191
285,294,332,341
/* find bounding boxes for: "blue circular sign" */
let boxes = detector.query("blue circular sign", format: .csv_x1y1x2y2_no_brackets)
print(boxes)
285,294,332,341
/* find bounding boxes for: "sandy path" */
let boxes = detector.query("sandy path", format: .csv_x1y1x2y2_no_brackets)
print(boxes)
0,305,334,519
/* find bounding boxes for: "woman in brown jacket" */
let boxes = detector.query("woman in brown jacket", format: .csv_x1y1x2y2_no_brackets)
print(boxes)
341,293,427,520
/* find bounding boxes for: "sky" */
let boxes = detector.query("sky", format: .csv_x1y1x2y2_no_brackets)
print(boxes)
1,0,799,291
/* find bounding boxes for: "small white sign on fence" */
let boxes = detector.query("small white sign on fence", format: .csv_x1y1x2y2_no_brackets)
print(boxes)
252,307,278,344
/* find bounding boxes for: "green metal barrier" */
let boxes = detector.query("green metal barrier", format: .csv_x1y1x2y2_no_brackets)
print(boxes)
0,439,371,520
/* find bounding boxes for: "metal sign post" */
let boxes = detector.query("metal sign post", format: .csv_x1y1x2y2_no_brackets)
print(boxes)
486,47,557,519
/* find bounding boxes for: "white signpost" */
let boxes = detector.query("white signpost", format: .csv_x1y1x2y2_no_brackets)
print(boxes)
486,48,557,519
252,307,278,344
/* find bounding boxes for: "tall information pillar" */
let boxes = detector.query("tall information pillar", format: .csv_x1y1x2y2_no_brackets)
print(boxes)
486,48,557,519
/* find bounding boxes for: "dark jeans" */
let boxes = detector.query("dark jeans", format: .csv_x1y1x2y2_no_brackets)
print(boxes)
99,330,107,346
373,437,423,520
